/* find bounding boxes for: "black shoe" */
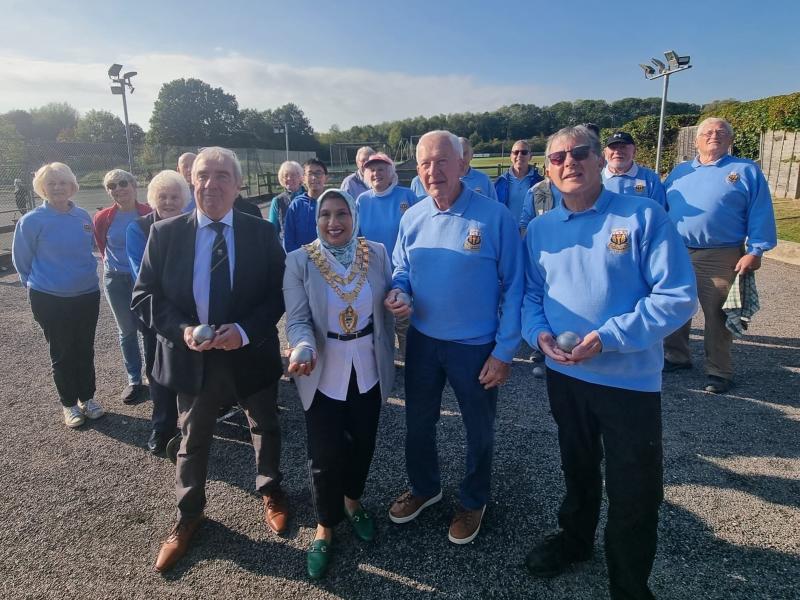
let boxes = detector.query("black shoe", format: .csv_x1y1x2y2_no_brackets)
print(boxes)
525,531,592,578
704,376,732,394
147,430,172,454
121,383,147,404
663,359,692,373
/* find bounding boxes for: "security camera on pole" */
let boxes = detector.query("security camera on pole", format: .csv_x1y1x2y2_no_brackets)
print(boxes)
638,50,692,174
108,63,137,173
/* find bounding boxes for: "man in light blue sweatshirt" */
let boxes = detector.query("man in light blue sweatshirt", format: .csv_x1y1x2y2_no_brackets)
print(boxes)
385,130,523,546
664,117,776,393
522,126,697,600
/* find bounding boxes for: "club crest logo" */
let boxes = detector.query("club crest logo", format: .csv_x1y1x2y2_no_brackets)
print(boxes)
727,171,740,184
83,223,92,232
399,201,410,213
634,179,646,193
608,228,630,253
464,227,482,250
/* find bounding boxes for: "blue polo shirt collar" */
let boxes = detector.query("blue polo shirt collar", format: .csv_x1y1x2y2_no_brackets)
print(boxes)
602,163,639,179
555,188,613,221
428,183,471,217
692,154,731,168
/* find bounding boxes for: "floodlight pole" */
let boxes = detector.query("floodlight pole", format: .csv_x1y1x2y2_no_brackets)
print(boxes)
108,64,136,173
120,86,134,173
641,51,692,174
284,124,290,161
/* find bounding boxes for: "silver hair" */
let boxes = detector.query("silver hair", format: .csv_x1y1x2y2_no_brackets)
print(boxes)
544,126,602,165
32,162,79,201
696,117,734,138
416,130,463,160
277,160,303,186
192,146,243,182
512,139,531,151
177,152,197,167
146,170,191,210
356,146,376,162
103,168,137,189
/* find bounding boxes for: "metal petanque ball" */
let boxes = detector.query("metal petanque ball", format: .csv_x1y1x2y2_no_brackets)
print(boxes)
290,346,314,365
396,292,411,306
192,324,216,344
556,331,581,353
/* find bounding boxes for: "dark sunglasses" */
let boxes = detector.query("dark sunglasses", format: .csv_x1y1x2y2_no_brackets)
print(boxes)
511,149,530,156
547,145,592,166
106,180,130,190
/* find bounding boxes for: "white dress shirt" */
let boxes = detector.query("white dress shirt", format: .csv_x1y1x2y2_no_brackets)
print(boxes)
193,209,248,345
317,246,379,401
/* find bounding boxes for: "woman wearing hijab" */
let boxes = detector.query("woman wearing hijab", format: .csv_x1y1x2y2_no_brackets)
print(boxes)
283,189,395,579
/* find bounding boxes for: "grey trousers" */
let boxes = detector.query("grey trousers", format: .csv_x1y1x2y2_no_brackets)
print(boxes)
175,353,282,518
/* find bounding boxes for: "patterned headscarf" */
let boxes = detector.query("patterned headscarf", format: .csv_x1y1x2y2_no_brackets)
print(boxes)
315,188,360,268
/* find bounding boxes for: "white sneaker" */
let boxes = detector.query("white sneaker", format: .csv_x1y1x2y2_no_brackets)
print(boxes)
63,405,85,428
78,398,105,420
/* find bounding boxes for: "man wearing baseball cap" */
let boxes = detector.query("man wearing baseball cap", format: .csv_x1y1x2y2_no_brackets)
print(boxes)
602,132,666,209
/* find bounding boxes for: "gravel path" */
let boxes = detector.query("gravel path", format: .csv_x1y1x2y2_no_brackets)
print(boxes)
0,258,797,600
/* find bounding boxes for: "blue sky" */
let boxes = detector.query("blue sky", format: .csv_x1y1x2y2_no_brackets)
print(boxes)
1,0,797,131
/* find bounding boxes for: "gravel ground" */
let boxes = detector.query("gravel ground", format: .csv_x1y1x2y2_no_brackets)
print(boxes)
0,258,797,600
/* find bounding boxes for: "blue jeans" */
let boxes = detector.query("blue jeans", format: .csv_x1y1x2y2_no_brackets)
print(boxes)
103,270,143,385
404,326,498,510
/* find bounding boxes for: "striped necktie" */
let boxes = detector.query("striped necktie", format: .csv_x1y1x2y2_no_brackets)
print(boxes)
208,221,231,326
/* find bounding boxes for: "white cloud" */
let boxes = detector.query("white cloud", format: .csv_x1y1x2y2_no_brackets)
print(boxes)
0,51,565,131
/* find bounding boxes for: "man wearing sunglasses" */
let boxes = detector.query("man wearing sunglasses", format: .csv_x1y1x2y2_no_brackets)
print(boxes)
663,117,776,394
602,132,666,209
522,125,697,600
494,140,543,223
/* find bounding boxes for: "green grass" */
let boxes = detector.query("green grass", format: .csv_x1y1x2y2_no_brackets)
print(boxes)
774,198,800,243
469,155,546,177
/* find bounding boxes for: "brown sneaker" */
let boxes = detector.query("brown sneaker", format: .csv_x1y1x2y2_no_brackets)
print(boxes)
154,514,204,573
448,505,486,544
263,488,289,534
388,489,442,524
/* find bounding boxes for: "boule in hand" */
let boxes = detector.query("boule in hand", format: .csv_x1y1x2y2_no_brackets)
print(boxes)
290,346,314,365
556,331,581,353
396,292,411,306
192,324,216,345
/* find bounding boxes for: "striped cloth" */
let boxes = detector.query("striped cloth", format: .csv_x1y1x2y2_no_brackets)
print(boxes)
722,272,760,338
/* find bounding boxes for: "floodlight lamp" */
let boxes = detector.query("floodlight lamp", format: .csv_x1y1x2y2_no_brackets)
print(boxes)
639,63,656,77
123,71,137,80
108,63,122,78
129,86,135,95
651,58,666,73
110,85,124,95
677,55,690,66
664,50,679,68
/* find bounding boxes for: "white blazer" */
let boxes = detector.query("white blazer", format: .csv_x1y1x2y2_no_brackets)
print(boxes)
283,239,395,410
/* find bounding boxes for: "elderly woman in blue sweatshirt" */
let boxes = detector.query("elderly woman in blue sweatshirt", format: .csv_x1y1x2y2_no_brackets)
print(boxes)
521,126,697,600
126,170,191,453
12,163,104,429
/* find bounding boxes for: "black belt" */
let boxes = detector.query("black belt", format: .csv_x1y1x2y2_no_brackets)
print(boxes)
327,322,373,341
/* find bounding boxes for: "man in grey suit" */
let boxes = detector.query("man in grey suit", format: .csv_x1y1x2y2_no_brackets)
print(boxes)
132,147,288,573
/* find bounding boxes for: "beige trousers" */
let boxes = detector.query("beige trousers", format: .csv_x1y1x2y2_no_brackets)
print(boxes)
664,246,743,380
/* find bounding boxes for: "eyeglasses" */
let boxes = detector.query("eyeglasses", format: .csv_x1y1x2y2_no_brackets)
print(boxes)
511,149,530,156
546,145,592,166
699,129,730,139
106,180,130,190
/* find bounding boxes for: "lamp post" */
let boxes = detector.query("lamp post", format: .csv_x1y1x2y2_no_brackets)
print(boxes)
639,50,692,173
273,123,290,160
108,63,137,173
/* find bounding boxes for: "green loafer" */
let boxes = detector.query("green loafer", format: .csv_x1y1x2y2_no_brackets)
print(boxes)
346,506,375,542
306,539,331,579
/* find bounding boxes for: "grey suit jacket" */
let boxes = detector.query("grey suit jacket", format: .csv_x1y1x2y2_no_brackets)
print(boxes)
283,239,395,410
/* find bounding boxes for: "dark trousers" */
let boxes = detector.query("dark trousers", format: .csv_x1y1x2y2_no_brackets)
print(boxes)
29,289,100,407
175,352,282,518
141,326,178,434
546,368,663,600
305,370,382,527
405,326,498,510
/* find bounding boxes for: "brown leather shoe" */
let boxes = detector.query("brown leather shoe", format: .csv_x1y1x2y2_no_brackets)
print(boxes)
448,505,486,544
263,489,289,534
154,515,204,573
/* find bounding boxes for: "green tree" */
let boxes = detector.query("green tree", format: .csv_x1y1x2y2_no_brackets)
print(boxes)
148,78,240,146
72,110,127,143
28,102,79,140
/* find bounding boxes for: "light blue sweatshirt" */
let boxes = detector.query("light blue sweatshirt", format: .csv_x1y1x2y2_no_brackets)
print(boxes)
522,189,697,392
665,154,777,256
602,163,666,209
461,167,498,201
12,201,99,297
392,185,523,362
410,175,426,199
356,185,418,266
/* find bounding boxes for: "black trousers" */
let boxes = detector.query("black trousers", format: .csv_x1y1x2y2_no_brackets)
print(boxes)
546,368,663,600
141,325,178,434
305,369,382,527
176,352,282,519
29,289,100,407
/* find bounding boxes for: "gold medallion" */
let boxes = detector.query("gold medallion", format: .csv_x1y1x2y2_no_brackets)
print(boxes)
339,305,358,333
608,228,630,253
